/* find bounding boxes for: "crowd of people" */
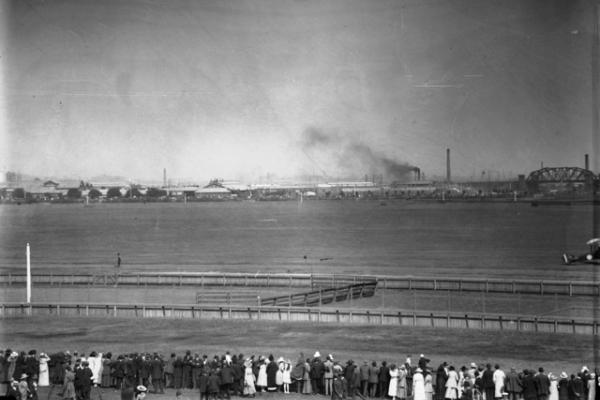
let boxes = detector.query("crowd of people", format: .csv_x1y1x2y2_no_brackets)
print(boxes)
0,349,598,400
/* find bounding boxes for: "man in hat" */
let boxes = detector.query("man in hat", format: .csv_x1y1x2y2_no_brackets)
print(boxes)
75,361,93,400
150,354,164,394
505,368,522,400
359,361,370,398
311,352,324,395
534,368,550,400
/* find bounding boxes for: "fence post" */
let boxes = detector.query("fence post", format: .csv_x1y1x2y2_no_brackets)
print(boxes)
481,315,485,329
569,282,573,297
540,281,544,295
398,311,402,325
114,305,117,317
430,313,434,327
465,314,469,329
554,320,558,333
534,318,538,332
572,319,576,334
499,315,503,330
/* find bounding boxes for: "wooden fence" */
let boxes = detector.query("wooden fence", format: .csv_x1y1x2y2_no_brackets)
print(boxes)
1,272,600,297
260,282,377,307
196,291,261,306
1,302,597,335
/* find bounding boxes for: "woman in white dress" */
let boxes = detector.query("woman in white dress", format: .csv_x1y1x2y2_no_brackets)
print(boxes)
244,360,256,397
38,353,50,387
87,352,103,386
424,373,434,400
587,373,596,400
389,364,399,400
549,373,559,400
413,368,426,400
445,366,459,400
256,358,267,392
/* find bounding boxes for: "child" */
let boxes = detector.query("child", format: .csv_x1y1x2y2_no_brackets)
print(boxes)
282,363,291,394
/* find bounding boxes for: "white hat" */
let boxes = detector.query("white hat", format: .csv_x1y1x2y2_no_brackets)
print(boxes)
328,354,334,360
137,386,147,392
314,351,321,358
470,363,477,368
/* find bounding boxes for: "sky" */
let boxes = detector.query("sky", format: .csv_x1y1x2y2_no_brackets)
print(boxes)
0,0,595,183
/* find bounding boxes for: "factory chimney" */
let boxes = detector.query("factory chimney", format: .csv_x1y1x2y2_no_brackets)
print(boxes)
446,148,451,182
585,154,590,170
163,168,167,187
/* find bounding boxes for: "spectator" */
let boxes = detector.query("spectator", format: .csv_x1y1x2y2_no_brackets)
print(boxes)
493,365,506,400
368,361,379,398
62,366,75,400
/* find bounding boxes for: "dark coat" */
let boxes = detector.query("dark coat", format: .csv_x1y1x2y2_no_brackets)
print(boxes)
198,374,208,393
221,365,234,385
436,366,448,396
311,359,324,380
207,375,221,393
522,374,538,400
266,362,278,388
506,371,522,393
75,367,93,389
558,378,570,400
380,365,390,383
535,374,551,396
482,369,495,389
151,359,164,380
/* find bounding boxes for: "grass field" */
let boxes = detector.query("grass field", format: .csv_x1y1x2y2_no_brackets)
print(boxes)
1,315,596,377
2,202,599,376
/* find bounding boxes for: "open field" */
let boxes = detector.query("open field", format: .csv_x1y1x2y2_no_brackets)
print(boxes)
2,201,599,280
1,315,597,376
1,286,599,320
2,201,600,370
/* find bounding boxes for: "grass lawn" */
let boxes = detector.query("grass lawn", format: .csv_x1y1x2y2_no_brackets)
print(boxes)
1,315,596,377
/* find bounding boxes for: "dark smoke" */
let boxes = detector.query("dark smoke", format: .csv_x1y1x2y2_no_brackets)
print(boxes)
301,126,337,146
301,126,419,182
346,143,416,182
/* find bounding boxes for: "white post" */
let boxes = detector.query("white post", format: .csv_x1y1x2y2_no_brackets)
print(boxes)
26,243,31,304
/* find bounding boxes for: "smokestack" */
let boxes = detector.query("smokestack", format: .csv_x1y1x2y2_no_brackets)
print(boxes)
163,168,167,187
585,154,590,170
446,148,451,182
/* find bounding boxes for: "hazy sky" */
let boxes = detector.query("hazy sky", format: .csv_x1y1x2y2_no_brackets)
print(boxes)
1,0,594,183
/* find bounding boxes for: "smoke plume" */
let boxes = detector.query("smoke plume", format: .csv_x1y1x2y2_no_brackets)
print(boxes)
300,126,419,182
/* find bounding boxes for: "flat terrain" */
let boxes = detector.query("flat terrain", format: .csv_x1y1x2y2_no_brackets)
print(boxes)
2,201,600,372
1,315,596,376
1,201,598,280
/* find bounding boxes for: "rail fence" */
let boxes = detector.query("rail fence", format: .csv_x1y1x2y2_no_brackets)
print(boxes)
260,282,377,307
196,291,262,306
2,273,600,297
196,282,377,307
1,302,597,335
